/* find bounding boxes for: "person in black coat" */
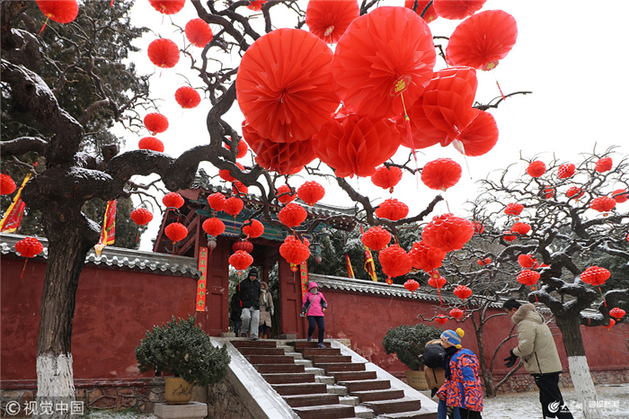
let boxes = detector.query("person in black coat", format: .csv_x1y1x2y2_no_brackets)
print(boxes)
230,291,242,336
237,267,261,340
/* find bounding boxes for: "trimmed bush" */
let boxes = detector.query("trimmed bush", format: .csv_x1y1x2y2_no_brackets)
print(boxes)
382,323,443,371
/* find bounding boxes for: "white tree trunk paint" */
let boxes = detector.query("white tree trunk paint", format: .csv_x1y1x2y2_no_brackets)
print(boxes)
37,352,75,399
568,355,601,419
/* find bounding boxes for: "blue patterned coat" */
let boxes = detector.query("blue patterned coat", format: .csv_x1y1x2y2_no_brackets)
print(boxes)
436,348,483,412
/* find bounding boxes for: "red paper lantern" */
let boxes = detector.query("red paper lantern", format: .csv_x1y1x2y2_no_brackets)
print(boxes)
433,0,486,20
165,222,188,243
518,254,536,269
446,10,518,71
454,110,499,157
604,318,616,330
449,308,464,319
566,187,584,199
409,241,446,272
428,272,447,289
306,0,359,44
477,257,491,266
138,137,164,153
0,174,17,195
130,208,153,226
557,163,575,179
247,0,267,11
175,86,201,109
219,162,245,182
223,197,244,217
453,284,472,300
332,6,436,119
502,232,517,242
527,160,546,178
504,203,524,216
473,221,484,235
280,235,311,265
232,181,248,195
229,250,253,271
362,227,392,252
421,158,462,191
422,213,474,252
379,245,412,279
580,266,610,286
404,279,420,293
185,18,213,48
609,307,626,320
511,222,531,236
149,0,185,15
435,316,448,325
595,157,612,173
298,181,325,206
237,28,339,143
225,137,248,159
276,185,297,204
611,189,628,203
314,113,402,178
162,192,184,209
590,196,616,213
398,96,447,150
404,1,438,23
278,203,308,228
376,199,409,222
517,269,540,286
207,192,226,212
15,237,44,258
371,166,403,193
148,38,180,69
202,217,225,237
144,113,169,134
543,186,555,200
243,219,264,238
233,239,254,253
36,0,78,24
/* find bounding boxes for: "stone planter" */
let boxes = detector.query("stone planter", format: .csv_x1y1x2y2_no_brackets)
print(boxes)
164,377,193,404
405,369,429,391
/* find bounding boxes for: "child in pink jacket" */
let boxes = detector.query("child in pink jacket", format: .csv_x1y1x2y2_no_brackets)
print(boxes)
301,282,328,348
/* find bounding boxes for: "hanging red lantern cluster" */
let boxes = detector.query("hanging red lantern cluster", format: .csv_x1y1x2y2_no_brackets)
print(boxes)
517,269,540,286
163,192,184,209
446,10,517,71
404,279,420,293
375,199,409,221
449,308,464,319
223,197,244,217
207,192,226,212
453,284,472,300
609,307,626,320
409,241,446,272
305,0,359,44
421,158,462,191
144,113,169,134
435,316,448,325
590,196,616,213
36,0,79,24
580,266,610,286
362,227,392,252
566,187,584,199
404,1,438,23
371,166,403,193
504,203,524,216
477,257,491,266
611,189,628,203
332,6,436,119
526,160,546,178
149,0,185,14
280,235,310,265
232,181,248,195
202,218,225,237
557,163,575,179
15,237,44,258
148,38,180,69
454,110,499,157
175,86,201,109
379,245,412,279
422,213,474,252
511,222,531,236
229,250,253,271
243,219,264,238
233,240,254,253
278,203,307,228
298,181,325,206
185,18,213,48
130,208,153,226
517,254,537,269
276,185,297,204
0,174,16,195
595,157,613,173
138,136,164,153
165,222,188,244
434,0,486,20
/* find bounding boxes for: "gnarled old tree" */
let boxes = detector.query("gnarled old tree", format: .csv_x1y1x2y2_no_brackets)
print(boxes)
1,0,525,407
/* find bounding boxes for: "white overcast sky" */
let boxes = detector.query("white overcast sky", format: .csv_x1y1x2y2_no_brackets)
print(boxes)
119,0,629,250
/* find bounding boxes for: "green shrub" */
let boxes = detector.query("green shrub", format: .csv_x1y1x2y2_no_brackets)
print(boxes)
135,315,230,386
382,323,443,371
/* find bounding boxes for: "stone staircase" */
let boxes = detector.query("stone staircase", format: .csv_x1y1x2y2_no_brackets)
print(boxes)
231,339,437,419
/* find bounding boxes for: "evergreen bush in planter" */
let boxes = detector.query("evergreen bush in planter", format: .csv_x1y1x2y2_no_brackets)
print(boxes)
135,315,230,386
382,323,443,371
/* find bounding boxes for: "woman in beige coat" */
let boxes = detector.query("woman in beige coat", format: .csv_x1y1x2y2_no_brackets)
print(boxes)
259,281,274,339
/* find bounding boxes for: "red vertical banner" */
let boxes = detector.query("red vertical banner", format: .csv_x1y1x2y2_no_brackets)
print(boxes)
345,253,355,278
196,246,208,311
300,260,308,300
94,200,116,257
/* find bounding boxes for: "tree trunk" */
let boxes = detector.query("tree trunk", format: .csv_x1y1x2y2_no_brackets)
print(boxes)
471,312,496,398
555,314,601,419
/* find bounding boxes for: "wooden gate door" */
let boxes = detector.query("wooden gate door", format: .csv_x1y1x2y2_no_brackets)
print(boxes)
278,258,305,338
200,236,229,335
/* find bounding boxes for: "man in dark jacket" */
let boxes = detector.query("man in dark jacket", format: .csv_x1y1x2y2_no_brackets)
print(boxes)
503,299,573,419
237,267,261,340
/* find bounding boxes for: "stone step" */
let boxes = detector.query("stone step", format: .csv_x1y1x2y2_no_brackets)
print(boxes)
304,367,325,376
245,354,296,364
292,341,331,349
292,403,355,419
238,347,285,356
332,371,378,382
295,358,313,368
339,395,360,406
327,385,349,396
362,398,421,415
284,351,304,360
354,405,376,419
263,372,316,384
255,363,305,374
308,355,353,364
316,375,336,385
320,362,367,373
301,347,342,356
282,393,340,408
351,389,405,402
338,379,391,393
272,382,328,396
231,339,277,348
378,410,437,419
